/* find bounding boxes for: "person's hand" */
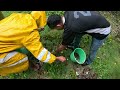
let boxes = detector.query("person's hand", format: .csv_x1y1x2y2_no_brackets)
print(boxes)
56,56,66,62
56,44,67,53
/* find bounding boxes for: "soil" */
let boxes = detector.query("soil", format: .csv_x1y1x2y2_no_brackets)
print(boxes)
29,61,43,71
73,53,97,79
74,53,80,61
28,56,97,79
73,64,97,79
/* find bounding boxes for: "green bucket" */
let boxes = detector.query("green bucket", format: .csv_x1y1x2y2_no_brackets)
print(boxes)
70,48,86,64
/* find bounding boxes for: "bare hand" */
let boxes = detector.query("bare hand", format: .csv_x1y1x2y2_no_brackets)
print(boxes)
56,56,66,62
56,45,67,53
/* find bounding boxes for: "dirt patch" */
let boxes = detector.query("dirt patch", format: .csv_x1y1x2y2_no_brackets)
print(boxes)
74,53,80,61
73,64,97,79
29,58,97,79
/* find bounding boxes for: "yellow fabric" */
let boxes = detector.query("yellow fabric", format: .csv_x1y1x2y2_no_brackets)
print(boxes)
22,30,56,63
0,12,56,64
0,13,37,53
40,50,49,62
48,54,56,64
41,51,56,63
31,11,47,28
0,12,56,76
0,12,56,75
0,52,27,67
0,60,29,76
0,52,29,76
0,53,7,58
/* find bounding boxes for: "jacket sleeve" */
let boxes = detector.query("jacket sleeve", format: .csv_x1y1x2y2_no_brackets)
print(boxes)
22,30,56,64
31,11,47,28
62,28,76,46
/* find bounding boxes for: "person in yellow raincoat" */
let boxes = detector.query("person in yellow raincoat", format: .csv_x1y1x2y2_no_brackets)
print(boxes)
0,11,66,76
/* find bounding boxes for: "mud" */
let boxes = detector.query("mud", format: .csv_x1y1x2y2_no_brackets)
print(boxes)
74,53,80,60
75,66,97,79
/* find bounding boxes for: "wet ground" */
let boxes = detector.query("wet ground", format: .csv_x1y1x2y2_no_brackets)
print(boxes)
76,67,97,79
30,60,97,79
73,64,97,79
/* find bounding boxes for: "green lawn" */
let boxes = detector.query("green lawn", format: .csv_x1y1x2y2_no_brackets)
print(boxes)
0,11,120,79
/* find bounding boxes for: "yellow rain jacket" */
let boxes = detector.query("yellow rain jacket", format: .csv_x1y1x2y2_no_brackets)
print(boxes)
0,11,56,76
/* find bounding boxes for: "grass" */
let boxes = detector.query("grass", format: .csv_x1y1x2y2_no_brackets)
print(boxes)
91,36,120,79
0,11,120,79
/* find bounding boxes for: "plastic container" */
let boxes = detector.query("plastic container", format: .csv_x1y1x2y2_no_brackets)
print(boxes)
70,48,86,64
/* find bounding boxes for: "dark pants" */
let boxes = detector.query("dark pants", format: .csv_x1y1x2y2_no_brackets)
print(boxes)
71,33,106,65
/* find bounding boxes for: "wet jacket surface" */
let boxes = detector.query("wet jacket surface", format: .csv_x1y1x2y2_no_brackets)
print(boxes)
0,12,56,64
